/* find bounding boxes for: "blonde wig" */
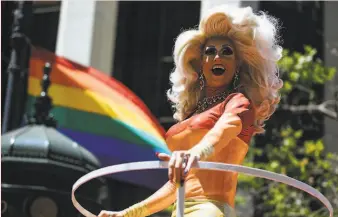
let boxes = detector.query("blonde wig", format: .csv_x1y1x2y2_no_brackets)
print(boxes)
167,5,283,134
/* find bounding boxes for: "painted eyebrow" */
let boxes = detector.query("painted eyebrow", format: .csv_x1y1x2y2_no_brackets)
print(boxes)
222,44,233,48
204,44,233,49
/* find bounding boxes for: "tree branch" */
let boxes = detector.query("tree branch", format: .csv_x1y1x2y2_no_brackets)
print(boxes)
279,100,338,120
294,83,314,95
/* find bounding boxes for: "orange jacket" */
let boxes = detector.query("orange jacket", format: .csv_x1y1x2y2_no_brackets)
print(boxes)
130,93,255,215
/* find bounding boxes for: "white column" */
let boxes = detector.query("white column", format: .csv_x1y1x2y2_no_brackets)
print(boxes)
91,1,118,75
200,0,258,18
200,0,240,18
324,1,338,154
56,0,118,75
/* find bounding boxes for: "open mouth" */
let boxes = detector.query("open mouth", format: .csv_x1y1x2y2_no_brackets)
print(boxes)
211,65,225,76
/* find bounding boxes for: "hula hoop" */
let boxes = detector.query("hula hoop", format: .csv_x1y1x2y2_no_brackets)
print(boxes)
72,161,333,217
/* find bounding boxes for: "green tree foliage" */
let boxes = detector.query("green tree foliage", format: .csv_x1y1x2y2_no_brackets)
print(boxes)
238,46,338,217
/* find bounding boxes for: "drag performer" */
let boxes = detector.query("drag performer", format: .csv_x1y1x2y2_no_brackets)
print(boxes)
99,4,283,217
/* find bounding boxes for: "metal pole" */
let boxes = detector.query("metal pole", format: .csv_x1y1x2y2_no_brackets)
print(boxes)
2,1,32,133
176,183,185,217
2,73,15,133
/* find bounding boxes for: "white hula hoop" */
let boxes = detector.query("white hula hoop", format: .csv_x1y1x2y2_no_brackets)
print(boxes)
72,161,333,217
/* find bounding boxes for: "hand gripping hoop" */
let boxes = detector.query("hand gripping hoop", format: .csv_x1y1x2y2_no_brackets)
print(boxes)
72,161,334,217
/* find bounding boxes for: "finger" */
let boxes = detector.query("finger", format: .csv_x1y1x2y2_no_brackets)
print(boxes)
156,152,171,161
181,155,188,178
175,152,184,184
98,210,105,217
100,211,118,217
168,153,177,181
184,155,198,177
98,211,109,217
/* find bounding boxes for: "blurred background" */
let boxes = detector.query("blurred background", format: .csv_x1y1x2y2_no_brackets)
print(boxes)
1,1,338,217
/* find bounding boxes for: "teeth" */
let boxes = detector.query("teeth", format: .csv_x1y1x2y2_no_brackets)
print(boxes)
212,65,225,70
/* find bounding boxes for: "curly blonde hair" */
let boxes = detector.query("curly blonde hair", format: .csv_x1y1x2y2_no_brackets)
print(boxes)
167,5,283,134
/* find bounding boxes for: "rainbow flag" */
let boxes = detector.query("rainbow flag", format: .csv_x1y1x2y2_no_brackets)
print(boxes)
27,48,171,172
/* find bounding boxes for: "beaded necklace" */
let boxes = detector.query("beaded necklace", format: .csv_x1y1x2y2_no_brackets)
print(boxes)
195,90,229,114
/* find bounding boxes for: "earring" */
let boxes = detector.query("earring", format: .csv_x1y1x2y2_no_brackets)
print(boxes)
199,71,205,91
233,70,239,90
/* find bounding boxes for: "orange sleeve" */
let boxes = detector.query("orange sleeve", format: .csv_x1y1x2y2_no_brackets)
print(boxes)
223,93,255,129
188,93,254,160
121,181,176,217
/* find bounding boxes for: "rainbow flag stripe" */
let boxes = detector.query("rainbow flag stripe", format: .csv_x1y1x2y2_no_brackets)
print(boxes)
27,48,171,166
